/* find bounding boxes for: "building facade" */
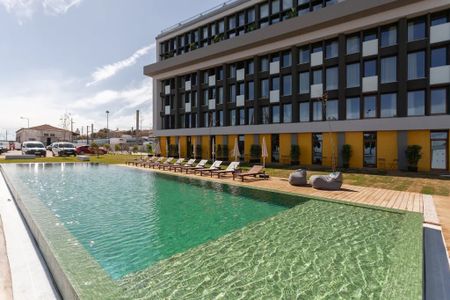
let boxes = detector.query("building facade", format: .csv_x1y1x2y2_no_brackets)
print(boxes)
16,125,77,146
145,0,450,172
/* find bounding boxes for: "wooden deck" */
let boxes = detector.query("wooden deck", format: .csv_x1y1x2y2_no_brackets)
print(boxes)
125,165,448,259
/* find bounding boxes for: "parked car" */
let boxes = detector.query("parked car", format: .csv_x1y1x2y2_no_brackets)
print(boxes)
75,145,108,155
52,142,77,157
22,141,46,157
46,143,56,151
0,142,9,154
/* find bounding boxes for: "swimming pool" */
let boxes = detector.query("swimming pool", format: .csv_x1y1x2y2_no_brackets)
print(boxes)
1,163,423,299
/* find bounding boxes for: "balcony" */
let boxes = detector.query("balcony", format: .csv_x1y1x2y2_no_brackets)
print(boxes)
430,65,450,85
430,22,450,44
270,90,280,103
236,95,245,107
311,51,323,67
236,69,245,81
165,105,171,115
269,61,280,75
208,75,216,87
208,99,216,110
185,102,191,113
362,76,378,93
310,83,323,98
164,85,171,95
362,39,378,57
185,80,191,91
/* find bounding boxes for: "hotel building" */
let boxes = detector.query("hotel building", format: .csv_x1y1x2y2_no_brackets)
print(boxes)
144,0,450,172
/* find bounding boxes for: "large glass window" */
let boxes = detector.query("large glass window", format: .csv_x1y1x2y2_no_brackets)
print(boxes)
247,60,254,75
408,51,425,80
313,101,322,121
282,75,292,96
299,72,310,94
283,104,292,123
380,93,397,117
229,84,236,102
407,90,425,116
312,133,323,165
363,132,377,168
431,88,447,114
260,56,269,72
313,69,322,85
261,106,270,124
364,60,377,77
346,36,360,55
281,51,292,68
239,108,245,125
326,67,338,90
248,81,254,100
248,107,255,125
260,3,269,18
282,0,293,10
431,47,447,68
346,97,360,120
408,19,426,42
431,16,448,26
272,76,280,91
229,109,236,126
272,0,280,14
299,102,310,122
381,56,397,83
364,96,377,118
431,131,448,170
273,105,280,123
326,99,338,120
380,25,397,47
218,87,224,104
299,47,310,64
261,79,269,98
346,63,360,88
325,40,338,59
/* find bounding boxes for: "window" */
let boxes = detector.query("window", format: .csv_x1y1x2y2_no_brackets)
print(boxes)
313,69,322,85
260,3,269,19
325,40,338,59
312,133,323,165
239,109,245,125
283,104,292,123
217,67,224,80
408,51,425,80
346,97,360,119
247,60,254,75
313,101,322,121
381,25,397,47
299,102,310,122
364,60,377,77
380,93,397,117
204,112,209,127
218,87,224,104
271,76,280,90
431,15,448,26
228,15,236,30
238,12,245,27
381,56,397,83
282,75,292,96
229,64,236,78
248,81,255,100
431,47,447,68
431,88,447,114
299,72,310,94
229,109,236,126
230,84,236,102
299,47,310,64
364,96,377,118
346,63,360,88
326,67,338,90
247,8,255,23
261,106,270,124
407,90,425,116
272,105,280,123
218,111,223,127
261,79,269,98
346,36,360,55
282,0,293,10
248,107,255,125
326,99,338,120
408,19,426,42
363,132,377,168
272,0,280,14
260,56,269,72
281,51,292,68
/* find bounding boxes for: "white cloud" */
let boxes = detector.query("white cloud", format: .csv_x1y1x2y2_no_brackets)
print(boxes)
0,0,81,23
86,43,155,87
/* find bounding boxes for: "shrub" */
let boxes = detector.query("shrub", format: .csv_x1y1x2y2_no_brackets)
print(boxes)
132,145,139,153
103,144,111,151
146,144,152,154
114,144,121,152
341,144,352,168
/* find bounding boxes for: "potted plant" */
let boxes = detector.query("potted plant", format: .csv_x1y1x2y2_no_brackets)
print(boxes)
341,144,352,169
286,8,297,19
290,145,300,165
405,145,422,172
250,144,261,163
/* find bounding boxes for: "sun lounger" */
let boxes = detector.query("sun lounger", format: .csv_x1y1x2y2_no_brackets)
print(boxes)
171,159,196,172
233,165,266,182
195,161,223,176
161,158,184,170
143,157,164,168
135,156,156,167
184,160,208,174
211,161,240,178
310,172,343,190
155,157,174,169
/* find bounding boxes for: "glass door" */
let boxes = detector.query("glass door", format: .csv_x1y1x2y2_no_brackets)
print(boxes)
312,133,323,165
363,132,377,168
271,134,280,163
431,131,448,170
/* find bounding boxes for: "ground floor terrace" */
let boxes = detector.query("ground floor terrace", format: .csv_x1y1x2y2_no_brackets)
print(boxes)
157,129,450,172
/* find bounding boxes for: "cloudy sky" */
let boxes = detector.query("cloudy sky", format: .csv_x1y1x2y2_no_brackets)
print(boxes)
0,0,223,139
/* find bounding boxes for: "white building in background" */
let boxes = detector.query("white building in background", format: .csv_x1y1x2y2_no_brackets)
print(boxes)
16,124,78,146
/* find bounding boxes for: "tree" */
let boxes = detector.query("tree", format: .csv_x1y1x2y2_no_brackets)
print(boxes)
91,142,99,158
114,144,121,152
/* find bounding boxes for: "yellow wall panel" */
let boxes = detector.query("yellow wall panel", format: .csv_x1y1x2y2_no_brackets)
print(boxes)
160,137,167,157
279,133,291,164
322,132,338,167
377,131,398,169
179,136,187,158
345,132,363,168
298,133,312,165
244,134,253,162
407,130,430,172
201,135,210,159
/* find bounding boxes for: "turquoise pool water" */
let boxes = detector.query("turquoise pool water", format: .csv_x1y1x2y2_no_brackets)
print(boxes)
1,163,423,299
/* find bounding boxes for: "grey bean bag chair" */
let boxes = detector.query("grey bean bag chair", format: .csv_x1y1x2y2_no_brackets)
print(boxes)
288,169,307,186
310,172,343,190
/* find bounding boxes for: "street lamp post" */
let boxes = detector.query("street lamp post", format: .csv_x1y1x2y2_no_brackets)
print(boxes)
20,116,30,128
106,110,110,140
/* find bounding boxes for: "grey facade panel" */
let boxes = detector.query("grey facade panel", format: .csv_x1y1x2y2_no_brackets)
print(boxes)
397,130,408,170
